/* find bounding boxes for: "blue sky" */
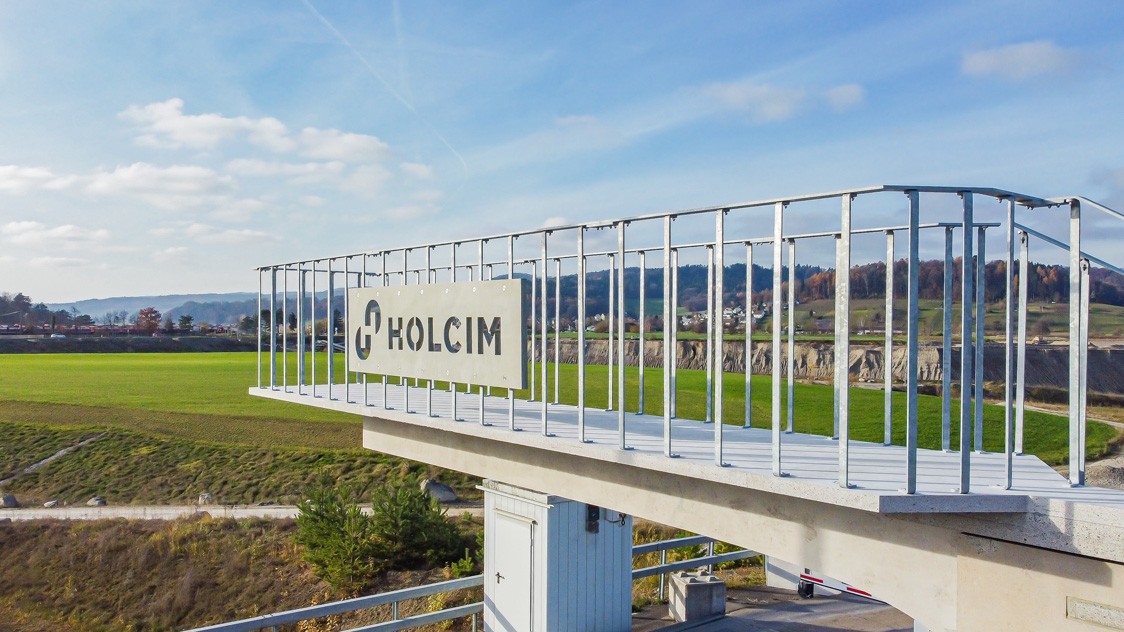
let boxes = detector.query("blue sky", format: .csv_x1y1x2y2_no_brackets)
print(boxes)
2,1,1123,302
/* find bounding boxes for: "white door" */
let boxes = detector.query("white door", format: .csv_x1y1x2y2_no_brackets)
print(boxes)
491,512,534,632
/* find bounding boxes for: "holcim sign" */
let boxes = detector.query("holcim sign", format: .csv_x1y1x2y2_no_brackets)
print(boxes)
347,279,527,389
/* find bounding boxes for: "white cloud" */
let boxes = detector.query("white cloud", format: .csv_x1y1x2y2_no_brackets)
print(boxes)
86,162,234,210
181,222,278,245
0,165,74,193
152,246,188,260
119,98,296,152
300,195,326,207
385,204,438,220
29,256,86,268
210,198,268,223
824,84,865,111
298,127,391,162
962,40,1080,81
225,158,346,185
703,81,808,122
2,221,110,246
400,162,434,179
342,164,392,195
542,216,568,228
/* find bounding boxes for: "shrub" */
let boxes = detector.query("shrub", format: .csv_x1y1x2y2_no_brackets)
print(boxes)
294,480,381,595
369,478,464,570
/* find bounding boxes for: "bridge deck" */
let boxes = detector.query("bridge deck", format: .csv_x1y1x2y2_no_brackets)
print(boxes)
251,382,1124,514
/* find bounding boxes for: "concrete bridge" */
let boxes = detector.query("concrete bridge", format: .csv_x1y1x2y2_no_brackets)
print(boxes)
253,185,1124,631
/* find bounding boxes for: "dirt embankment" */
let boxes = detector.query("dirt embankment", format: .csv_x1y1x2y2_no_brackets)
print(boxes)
535,339,1124,395
0,335,257,354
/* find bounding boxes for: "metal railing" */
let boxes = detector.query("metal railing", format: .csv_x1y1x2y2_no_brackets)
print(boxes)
256,185,1123,492
186,536,750,631
184,575,483,632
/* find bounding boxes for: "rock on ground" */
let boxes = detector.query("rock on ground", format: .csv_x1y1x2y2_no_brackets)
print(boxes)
420,479,458,503
1,494,18,508
86,496,107,507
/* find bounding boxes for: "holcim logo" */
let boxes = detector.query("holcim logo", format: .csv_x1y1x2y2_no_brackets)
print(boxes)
353,298,502,360
347,280,526,389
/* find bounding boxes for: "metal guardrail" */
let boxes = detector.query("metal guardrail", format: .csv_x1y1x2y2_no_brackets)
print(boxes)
256,185,1123,492
184,575,483,632
185,536,748,632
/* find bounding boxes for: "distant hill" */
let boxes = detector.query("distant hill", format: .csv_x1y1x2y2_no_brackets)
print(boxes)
48,293,257,323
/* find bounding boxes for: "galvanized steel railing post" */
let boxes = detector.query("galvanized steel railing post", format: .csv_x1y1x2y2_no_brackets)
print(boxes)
974,231,987,452
662,217,673,455
269,267,277,389
542,232,550,435
283,266,289,392
608,253,615,411
508,236,516,429
836,194,852,487
1079,257,1090,482
554,257,561,405
311,259,317,398
1003,201,1016,486
671,248,679,418
297,263,305,393
327,259,335,399
705,245,714,424
530,259,537,403
577,229,586,440
361,256,369,406
381,254,389,408
342,258,350,403
771,201,786,477
617,222,627,449
905,190,920,494
481,240,489,425
1068,200,1084,486
942,227,953,451
638,250,646,415
257,269,263,389
744,242,753,429
959,193,975,493
786,238,795,434
884,230,894,445
715,209,726,466
450,244,459,420
424,249,432,415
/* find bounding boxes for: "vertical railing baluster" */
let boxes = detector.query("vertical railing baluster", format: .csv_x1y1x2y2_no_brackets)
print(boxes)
327,259,335,400
715,209,726,466
257,269,263,389
480,241,488,425
772,202,785,477
671,249,679,418
508,236,516,429
343,257,350,403
578,228,587,441
381,253,389,409
1068,200,1083,486
402,250,409,413
663,217,673,455
617,222,627,449
884,231,894,445
706,245,714,424
530,259,537,403
959,193,975,493
1079,258,1090,483
942,227,953,451
786,238,795,434
425,248,433,416
283,266,289,392
974,230,987,452
541,232,549,435
905,191,920,494
361,255,369,406
608,253,615,412
297,263,305,394
270,267,277,390
638,251,646,415
554,257,561,405
1015,231,1029,454
311,260,317,397
451,244,459,420
1004,201,1015,487
744,242,753,429
837,195,852,488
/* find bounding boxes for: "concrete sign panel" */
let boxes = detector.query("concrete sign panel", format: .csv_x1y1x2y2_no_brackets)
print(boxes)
348,279,527,388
